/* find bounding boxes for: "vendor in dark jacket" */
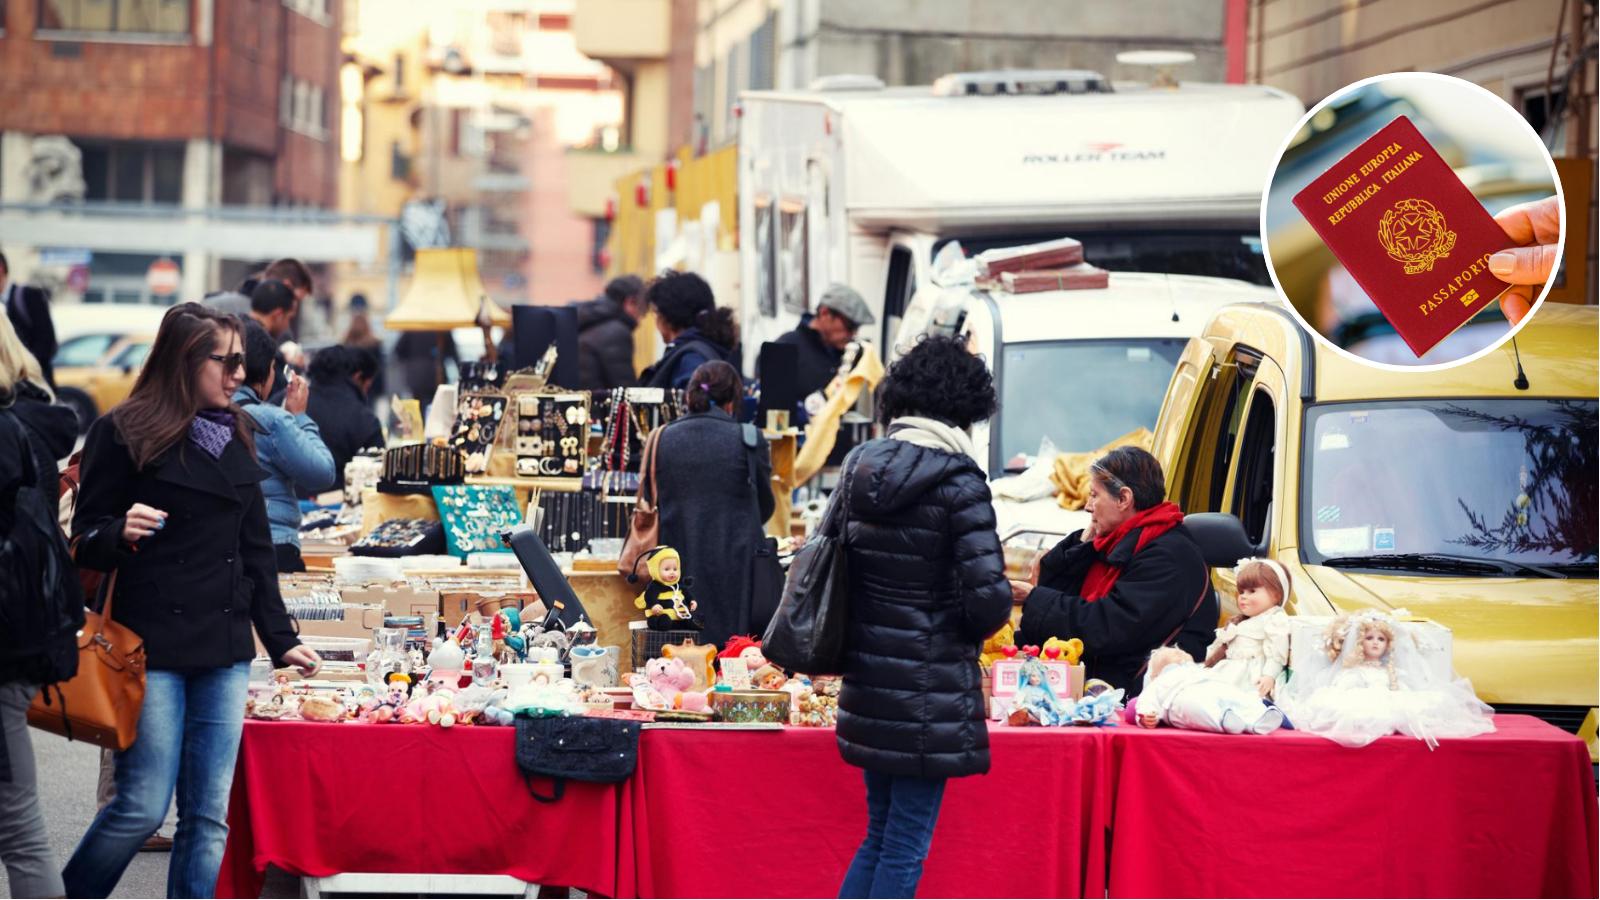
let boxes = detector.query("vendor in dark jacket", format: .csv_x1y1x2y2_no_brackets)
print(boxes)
304,343,385,486
761,282,874,399
63,303,320,899
834,335,1013,899
1013,446,1218,695
573,275,646,390
639,271,736,390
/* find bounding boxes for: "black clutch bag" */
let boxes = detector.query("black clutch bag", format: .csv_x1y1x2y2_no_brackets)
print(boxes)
514,715,640,803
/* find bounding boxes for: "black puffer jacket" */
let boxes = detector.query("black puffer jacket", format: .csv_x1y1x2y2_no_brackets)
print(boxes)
573,295,639,391
834,439,1012,779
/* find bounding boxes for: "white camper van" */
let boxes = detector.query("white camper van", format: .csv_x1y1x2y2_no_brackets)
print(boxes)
736,70,1305,371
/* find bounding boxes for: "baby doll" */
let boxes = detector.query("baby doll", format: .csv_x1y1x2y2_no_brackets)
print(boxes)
1204,557,1292,698
1134,647,1285,735
633,546,703,630
1285,612,1494,749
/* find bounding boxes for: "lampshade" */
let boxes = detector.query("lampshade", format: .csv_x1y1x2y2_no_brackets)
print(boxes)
385,248,512,331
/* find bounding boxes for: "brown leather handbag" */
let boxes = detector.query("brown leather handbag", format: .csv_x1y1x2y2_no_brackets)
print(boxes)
29,570,147,751
617,427,663,582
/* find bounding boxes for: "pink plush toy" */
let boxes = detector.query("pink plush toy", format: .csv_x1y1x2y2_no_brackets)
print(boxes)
403,687,459,728
647,657,709,712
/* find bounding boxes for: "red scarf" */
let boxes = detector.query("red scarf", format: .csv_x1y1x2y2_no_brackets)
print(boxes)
1080,502,1186,601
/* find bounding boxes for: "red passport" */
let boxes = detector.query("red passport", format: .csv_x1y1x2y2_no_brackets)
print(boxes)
1291,116,1513,357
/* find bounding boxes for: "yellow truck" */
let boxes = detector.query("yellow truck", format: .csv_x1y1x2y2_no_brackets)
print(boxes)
1152,302,1597,756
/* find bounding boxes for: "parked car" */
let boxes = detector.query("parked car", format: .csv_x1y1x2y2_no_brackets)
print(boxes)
1149,301,1597,755
54,331,156,433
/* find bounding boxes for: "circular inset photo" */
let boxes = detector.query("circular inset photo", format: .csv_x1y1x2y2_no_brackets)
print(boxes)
1262,72,1564,368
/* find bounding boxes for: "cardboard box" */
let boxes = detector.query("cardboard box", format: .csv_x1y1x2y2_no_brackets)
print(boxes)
988,660,1086,719
340,586,442,621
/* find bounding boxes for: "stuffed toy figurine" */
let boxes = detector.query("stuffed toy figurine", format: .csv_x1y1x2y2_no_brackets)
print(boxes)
640,657,709,712
1203,558,1293,698
752,664,787,691
633,546,702,630
1133,647,1285,735
979,622,1016,670
297,694,345,723
718,635,768,671
1040,636,1084,666
1282,611,1494,750
494,607,525,661
371,679,411,724
662,640,717,690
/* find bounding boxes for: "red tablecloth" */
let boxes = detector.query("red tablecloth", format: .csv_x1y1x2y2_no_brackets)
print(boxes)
621,724,1110,898
216,721,628,899
218,715,1597,899
1106,714,1599,898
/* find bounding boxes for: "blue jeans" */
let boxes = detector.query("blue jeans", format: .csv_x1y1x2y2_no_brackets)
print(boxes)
63,661,251,899
838,770,948,899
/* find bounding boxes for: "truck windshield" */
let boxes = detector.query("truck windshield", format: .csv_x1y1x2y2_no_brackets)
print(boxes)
995,338,1187,474
1303,400,1598,572
939,230,1269,286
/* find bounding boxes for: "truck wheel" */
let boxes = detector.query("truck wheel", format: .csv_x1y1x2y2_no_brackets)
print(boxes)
57,387,97,435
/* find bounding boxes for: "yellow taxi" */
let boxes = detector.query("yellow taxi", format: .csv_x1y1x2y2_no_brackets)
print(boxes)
1151,302,1597,756
53,332,155,433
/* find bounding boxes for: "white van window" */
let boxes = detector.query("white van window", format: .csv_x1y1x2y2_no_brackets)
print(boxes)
779,198,807,314
1304,400,1597,572
994,338,1186,475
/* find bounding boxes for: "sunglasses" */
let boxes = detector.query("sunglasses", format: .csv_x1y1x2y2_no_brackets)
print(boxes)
208,353,245,372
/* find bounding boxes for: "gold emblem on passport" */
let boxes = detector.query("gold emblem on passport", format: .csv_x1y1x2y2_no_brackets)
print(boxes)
1459,288,1479,307
1379,198,1457,275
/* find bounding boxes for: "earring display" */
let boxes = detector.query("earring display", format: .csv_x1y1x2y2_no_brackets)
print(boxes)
432,484,523,558
512,391,590,481
350,518,447,557
451,392,507,475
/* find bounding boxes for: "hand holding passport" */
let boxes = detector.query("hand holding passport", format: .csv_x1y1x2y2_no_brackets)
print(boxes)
1291,115,1551,358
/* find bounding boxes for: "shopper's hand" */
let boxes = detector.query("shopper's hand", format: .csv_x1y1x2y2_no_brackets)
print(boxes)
1009,580,1034,603
1490,196,1562,326
282,645,322,678
1138,711,1159,729
122,503,167,542
283,375,310,416
1028,554,1042,586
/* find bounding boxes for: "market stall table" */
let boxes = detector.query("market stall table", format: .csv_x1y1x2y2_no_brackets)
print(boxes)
621,724,1110,898
216,720,629,899
1105,714,1598,898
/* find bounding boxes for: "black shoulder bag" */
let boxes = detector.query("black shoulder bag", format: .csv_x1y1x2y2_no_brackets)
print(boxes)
515,715,641,803
761,453,854,675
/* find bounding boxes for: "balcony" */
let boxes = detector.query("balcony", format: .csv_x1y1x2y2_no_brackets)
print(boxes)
572,0,670,65
565,148,651,218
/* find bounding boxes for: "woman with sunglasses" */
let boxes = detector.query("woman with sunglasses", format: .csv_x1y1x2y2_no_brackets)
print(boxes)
1012,446,1219,695
64,302,320,899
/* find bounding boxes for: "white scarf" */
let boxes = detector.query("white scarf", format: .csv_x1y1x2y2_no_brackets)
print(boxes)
888,416,977,463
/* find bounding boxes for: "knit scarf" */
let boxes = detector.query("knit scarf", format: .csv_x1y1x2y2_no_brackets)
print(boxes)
887,416,977,463
189,409,236,459
1080,501,1186,601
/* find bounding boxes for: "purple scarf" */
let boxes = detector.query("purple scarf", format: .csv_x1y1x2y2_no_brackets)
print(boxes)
189,409,236,459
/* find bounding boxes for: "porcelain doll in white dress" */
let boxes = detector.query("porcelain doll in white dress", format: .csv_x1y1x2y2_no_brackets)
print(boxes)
1204,558,1293,698
1135,647,1286,735
1286,612,1495,749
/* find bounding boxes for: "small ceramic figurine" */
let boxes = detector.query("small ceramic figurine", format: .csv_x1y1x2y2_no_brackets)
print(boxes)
633,546,703,630
1204,558,1293,698
1008,653,1070,726
1284,612,1495,749
426,639,467,694
1133,647,1285,735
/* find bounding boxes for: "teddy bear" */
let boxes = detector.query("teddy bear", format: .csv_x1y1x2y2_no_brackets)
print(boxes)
644,657,709,712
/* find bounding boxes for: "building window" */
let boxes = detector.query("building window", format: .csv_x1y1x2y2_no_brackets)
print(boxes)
283,0,329,25
38,0,188,35
280,76,329,140
78,141,184,204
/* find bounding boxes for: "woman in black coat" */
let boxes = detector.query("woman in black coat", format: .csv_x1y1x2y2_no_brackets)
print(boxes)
647,360,774,647
1014,446,1218,695
62,303,320,899
834,336,1012,899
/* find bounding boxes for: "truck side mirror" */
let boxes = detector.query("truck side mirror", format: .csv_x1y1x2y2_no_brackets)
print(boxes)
1184,512,1265,567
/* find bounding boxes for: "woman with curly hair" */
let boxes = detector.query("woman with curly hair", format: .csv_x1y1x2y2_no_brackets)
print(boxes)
833,335,1012,898
638,271,736,390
